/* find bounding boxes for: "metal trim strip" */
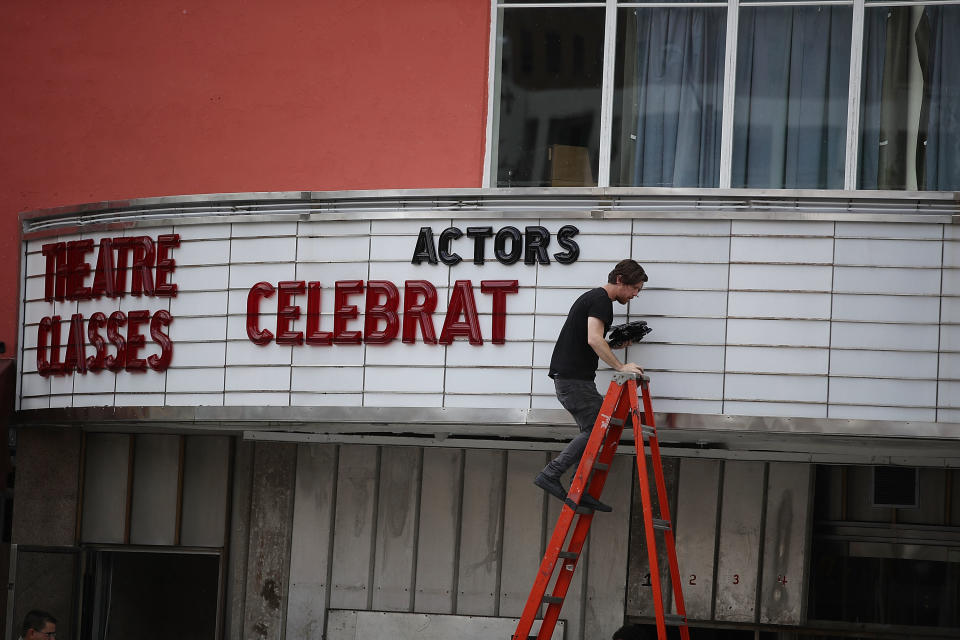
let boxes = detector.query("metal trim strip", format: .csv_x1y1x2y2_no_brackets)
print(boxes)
20,189,959,238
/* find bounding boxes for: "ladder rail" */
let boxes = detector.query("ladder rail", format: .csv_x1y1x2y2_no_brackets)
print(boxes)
629,383,668,640
639,377,691,640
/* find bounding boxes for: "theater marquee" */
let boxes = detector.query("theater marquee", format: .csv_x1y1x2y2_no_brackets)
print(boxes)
17,211,598,411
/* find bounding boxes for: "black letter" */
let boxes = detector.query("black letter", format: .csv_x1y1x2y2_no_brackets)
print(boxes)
411,227,438,265
466,227,494,265
439,227,463,266
554,225,580,264
494,227,522,264
524,226,550,265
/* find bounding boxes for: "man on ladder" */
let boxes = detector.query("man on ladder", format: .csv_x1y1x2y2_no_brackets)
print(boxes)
534,258,648,512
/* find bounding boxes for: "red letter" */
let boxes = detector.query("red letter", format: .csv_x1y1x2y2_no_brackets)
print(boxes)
276,281,305,346
63,313,87,373
305,282,332,346
364,280,399,344
149,310,174,371
41,242,67,301
439,280,483,345
131,236,156,296
112,237,134,296
48,316,65,375
125,310,149,371
86,312,107,372
91,238,117,299
402,280,437,344
481,280,519,345
247,282,275,345
105,311,127,372
66,239,94,300
36,317,52,376
155,234,180,297
333,280,363,345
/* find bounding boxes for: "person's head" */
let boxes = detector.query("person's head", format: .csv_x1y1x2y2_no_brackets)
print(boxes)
611,623,654,640
607,259,648,304
21,610,56,640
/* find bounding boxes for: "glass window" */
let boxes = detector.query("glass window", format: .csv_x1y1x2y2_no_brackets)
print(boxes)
489,0,960,192
859,5,960,190
494,7,605,187
732,6,852,189
612,7,726,187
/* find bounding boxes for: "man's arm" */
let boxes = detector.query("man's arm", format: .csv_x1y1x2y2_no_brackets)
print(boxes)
587,316,644,375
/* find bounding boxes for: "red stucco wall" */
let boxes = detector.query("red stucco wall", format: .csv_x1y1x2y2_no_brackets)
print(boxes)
0,0,491,354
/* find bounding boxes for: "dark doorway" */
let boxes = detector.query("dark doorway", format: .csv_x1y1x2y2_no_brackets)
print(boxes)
81,550,219,640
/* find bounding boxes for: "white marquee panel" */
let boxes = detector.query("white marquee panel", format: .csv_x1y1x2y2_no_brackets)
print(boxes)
831,294,941,323
728,264,833,292
835,221,942,240
633,234,731,263
732,220,835,237
834,238,943,268
726,319,830,348
730,236,834,264
15,214,959,427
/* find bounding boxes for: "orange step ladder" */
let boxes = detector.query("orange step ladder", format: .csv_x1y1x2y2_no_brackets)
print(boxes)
512,372,690,640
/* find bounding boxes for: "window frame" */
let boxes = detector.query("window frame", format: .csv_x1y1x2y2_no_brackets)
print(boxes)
484,0,957,190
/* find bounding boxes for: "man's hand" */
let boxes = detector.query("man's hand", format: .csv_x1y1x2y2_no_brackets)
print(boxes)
618,362,644,375
588,317,646,375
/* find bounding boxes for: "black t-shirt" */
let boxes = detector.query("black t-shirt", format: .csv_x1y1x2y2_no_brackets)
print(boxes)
548,287,613,380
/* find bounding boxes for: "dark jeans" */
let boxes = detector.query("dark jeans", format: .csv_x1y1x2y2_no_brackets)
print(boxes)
543,377,603,479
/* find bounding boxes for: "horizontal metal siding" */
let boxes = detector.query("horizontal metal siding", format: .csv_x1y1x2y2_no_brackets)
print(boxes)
287,443,632,640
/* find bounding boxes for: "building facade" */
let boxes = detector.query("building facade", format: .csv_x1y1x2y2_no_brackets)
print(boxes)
2,2,958,640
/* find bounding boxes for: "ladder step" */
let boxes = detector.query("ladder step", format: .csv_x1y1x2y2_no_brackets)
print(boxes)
558,551,579,559
542,596,564,605
663,614,687,626
592,462,609,471
609,417,625,427
652,518,672,531
640,425,655,437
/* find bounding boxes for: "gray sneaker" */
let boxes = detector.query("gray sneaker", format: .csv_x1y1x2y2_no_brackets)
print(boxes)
534,473,567,501
579,492,613,512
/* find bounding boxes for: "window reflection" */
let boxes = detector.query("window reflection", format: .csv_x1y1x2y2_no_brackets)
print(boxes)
859,5,960,190
613,8,726,187
733,6,852,189
495,8,604,187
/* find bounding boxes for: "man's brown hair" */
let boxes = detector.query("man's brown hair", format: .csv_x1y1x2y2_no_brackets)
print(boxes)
608,259,648,285
21,610,56,636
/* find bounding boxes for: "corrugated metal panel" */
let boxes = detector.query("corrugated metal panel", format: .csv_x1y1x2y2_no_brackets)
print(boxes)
499,450,549,617
286,443,338,640
759,462,813,625
329,445,378,610
672,459,721,620
81,433,130,544
414,448,463,613
180,435,230,547
242,442,296,639
372,446,420,611
129,434,180,546
293,443,631,640
456,449,506,616
714,461,766,623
